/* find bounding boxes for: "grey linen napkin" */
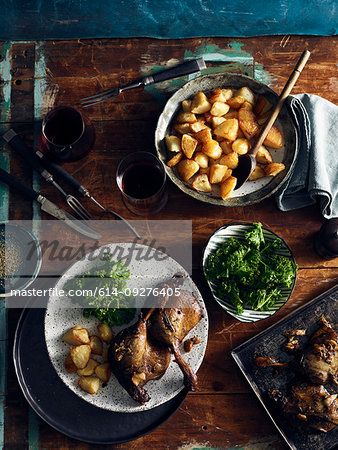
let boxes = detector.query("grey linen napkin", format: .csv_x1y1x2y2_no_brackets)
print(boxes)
275,94,338,219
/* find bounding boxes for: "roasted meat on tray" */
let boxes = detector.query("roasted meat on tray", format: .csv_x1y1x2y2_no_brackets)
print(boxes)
254,317,338,433
269,383,338,432
254,317,337,386
300,317,337,385
109,316,170,405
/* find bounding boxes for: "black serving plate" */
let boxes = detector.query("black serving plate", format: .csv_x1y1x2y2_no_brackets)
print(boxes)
231,284,338,450
14,307,187,444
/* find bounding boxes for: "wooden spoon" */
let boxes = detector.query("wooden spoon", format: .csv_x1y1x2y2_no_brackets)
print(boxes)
233,50,311,189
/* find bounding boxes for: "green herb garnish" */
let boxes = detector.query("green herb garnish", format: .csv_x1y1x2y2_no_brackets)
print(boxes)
65,253,135,326
205,223,297,315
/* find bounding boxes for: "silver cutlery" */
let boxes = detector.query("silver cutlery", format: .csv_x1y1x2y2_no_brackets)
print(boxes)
32,148,141,239
80,58,206,107
0,168,101,240
2,129,93,221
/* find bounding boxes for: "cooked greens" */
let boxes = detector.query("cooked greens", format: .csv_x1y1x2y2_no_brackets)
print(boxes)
65,253,135,326
205,223,297,315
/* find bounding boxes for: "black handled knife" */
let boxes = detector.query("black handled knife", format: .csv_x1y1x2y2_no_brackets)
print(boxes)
0,168,101,240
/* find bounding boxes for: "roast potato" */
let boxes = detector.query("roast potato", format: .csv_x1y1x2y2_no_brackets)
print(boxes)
177,159,200,181
176,112,196,124
256,146,273,165
89,335,103,355
195,127,212,143
248,165,266,181
193,152,209,168
235,87,255,105
210,101,230,117
77,359,100,376
227,96,245,109
65,353,77,373
62,327,90,346
265,163,285,176
238,108,259,140
173,123,191,134
95,363,111,383
97,323,113,344
181,134,198,159
209,164,228,184
220,176,237,199
220,152,238,169
182,99,192,112
70,344,91,369
190,91,211,114
167,152,183,167
264,126,284,149
214,119,239,141
190,121,208,133
78,376,100,395
192,174,212,192
232,138,251,155
165,135,181,153
202,140,223,159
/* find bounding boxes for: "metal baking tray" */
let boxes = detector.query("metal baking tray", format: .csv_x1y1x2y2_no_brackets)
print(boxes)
231,284,338,450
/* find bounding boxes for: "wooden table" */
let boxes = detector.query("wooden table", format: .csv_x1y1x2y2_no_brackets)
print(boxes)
1,35,337,449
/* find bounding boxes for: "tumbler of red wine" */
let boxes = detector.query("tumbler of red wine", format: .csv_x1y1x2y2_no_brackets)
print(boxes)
40,105,95,162
116,152,168,216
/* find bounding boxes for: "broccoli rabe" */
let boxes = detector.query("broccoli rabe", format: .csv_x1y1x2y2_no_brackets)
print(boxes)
205,223,297,315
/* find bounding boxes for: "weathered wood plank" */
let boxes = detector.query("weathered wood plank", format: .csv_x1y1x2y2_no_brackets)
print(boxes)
2,36,336,125
35,393,288,450
8,37,335,77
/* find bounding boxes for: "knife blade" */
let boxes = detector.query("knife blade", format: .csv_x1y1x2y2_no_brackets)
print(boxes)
38,196,101,240
0,168,101,240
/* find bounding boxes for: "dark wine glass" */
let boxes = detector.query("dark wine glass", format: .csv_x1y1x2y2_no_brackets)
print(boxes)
40,105,95,162
116,152,168,216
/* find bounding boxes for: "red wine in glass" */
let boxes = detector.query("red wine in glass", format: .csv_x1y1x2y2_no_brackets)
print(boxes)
117,152,168,215
40,105,95,162
122,163,164,199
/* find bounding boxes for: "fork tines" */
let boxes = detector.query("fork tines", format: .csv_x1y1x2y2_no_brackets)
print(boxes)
79,88,118,107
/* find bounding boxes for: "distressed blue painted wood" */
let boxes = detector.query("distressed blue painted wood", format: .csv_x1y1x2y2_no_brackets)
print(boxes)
1,0,336,41
0,40,11,449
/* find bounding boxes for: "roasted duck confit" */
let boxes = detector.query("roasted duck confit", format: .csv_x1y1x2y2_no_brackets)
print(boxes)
269,383,338,432
146,274,203,391
109,315,170,405
109,274,203,404
300,317,337,385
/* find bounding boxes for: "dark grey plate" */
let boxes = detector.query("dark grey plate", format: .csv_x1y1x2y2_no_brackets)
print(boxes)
231,285,338,450
155,73,298,207
14,306,188,444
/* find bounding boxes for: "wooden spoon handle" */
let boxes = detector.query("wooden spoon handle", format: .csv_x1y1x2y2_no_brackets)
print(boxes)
250,49,311,157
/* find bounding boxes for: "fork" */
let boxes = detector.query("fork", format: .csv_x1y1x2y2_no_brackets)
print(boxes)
2,129,93,221
80,58,206,107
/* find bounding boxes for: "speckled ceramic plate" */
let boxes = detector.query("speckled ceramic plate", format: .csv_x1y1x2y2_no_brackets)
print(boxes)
44,243,208,413
202,223,297,323
155,73,298,207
